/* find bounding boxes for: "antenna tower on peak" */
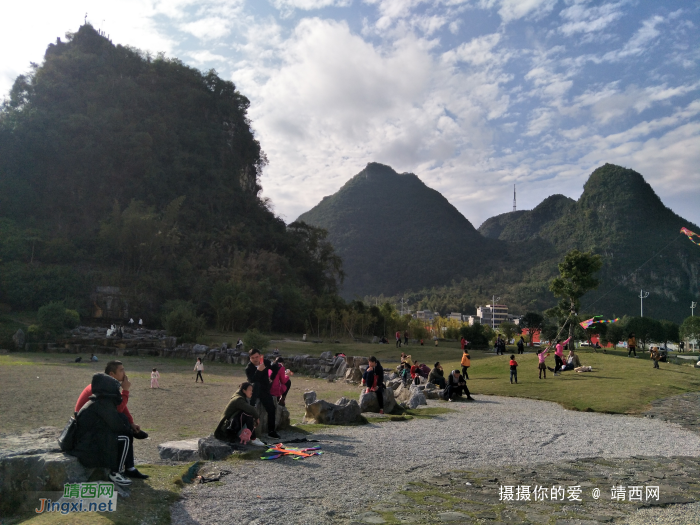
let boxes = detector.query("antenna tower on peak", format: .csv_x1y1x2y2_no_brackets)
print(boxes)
512,184,516,212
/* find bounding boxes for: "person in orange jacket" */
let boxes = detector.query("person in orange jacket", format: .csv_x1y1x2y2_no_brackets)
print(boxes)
461,348,471,379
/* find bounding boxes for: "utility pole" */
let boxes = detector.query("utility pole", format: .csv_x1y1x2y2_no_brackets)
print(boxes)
400,297,404,316
639,289,649,317
513,184,516,212
692,301,697,316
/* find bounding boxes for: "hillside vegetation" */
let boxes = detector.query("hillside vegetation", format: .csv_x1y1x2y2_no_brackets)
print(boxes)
0,25,342,332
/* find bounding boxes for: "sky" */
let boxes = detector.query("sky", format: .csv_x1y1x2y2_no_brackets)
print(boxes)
2,0,699,228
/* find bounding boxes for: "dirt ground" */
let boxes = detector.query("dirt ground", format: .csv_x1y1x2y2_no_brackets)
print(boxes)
0,353,362,464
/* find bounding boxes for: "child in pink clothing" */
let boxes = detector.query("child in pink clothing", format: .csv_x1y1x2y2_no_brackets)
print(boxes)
151,368,160,388
538,348,551,379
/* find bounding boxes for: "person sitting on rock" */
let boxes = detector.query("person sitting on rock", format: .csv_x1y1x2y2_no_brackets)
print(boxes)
400,353,414,366
270,357,293,407
214,382,264,446
443,370,474,402
428,362,446,389
74,360,149,479
70,373,135,486
362,356,385,414
245,349,281,439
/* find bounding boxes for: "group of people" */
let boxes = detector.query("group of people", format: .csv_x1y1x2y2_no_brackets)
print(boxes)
395,330,409,347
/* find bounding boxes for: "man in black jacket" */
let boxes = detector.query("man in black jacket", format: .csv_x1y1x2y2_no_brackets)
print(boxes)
245,349,281,439
70,373,133,486
444,370,474,401
428,362,446,389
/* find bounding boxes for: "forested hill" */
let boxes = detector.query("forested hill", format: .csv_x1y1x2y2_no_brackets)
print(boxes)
296,162,535,299
0,24,342,331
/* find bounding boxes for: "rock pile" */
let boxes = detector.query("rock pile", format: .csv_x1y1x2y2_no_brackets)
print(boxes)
301,391,364,425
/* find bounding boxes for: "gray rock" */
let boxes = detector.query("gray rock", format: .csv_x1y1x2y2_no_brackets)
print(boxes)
158,439,201,461
424,389,444,400
12,329,25,349
408,391,427,409
353,356,369,367
346,368,363,382
255,399,290,433
320,351,333,359
0,427,94,515
359,388,396,413
394,383,412,403
387,378,402,391
198,435,235,461
192,344,209,354
303,391,318,406
302,398,364,425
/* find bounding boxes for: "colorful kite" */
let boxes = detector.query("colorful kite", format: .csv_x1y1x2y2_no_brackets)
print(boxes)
260,443,323,461
579,317,619,330
681,227,700,246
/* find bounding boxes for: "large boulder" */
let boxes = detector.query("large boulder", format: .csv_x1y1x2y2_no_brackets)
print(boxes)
255,399,291,433
407,390,427,409
394,382,412,403
303,391,318,406
302,397,364,425
158,439,201,461
198,435,235,461
0,427,94,515
358,388,396,413
345,368,363,383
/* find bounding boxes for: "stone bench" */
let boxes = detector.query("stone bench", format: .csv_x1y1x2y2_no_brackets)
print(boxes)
0,427,100,515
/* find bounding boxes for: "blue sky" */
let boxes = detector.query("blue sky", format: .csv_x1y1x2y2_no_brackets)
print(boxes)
2,0,698,228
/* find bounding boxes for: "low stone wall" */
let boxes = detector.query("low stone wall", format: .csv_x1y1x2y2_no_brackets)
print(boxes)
12,327,372,381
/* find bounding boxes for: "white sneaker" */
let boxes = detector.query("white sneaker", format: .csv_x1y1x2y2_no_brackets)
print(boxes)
109,472,132,486
249,438,266,447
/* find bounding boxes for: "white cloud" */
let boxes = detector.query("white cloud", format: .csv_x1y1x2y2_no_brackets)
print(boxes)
273,0,352,10
559,0,625,36
478,0,558,23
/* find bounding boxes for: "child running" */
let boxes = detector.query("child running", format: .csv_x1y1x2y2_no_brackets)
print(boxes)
150,368,160,388
194,357,204,383
538,347,551,379
509,355,518,384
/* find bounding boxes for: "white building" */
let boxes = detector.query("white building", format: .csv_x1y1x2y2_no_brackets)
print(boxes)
476,304,509,329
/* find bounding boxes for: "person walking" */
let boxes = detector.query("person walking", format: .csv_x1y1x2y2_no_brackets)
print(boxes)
403,330,409,346
509,355,518,384
517,336,525,354
538,347,551,379
150,368,160,389
461,348,471,379
651,346,661,369
194,358,204,383
395,331,402,348
628,333,637,357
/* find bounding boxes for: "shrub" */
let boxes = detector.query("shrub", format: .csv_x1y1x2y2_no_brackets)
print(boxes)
37,302,68,335
164,306,206,343
243,328,270,352
64,309,80,329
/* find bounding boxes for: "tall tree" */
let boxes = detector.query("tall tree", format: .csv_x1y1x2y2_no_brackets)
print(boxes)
546,250,602,349
521,312,543,347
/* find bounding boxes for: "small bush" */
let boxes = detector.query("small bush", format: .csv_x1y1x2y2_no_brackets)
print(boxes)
37,302,68,335
64,309,80,329
164,306,206,343
243,328,269,352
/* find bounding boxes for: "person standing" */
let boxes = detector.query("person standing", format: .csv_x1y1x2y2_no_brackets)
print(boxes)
362,356,385,414
553,337,571,375
538,347,551,379
517,336,525,354
509,355,518,384
628,333,637,357
194,358,204,383
245,349,280,439
461,348,471,379
150,368,160,388
395,331,402,348
403,330,409,346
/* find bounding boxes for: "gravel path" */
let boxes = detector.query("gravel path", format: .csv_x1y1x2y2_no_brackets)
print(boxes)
171,396,700,524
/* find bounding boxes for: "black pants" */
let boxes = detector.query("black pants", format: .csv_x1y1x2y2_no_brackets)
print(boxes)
461,365,469,379
196,370,203,382
117,413,134,469
510,370,517,383
115,435,130,473
396,339,401,347
629,346,637,356
279,379,291,405
255,393,276,434
404,337,408,345
518,347,524,354
432,377,446,389
445,383,470,400
376,387,384,411
554,355,563,373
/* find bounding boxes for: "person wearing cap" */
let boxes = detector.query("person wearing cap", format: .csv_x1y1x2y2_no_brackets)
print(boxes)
428,362,446,389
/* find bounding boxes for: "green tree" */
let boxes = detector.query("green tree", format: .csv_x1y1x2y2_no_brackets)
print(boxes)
601,323,624,349
499,321,517,344
546,250,602,349
521,312,543,347
680,316,700,348
163,302,205,343
243,328,270,351
625,317,664,352
37,302,69,335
